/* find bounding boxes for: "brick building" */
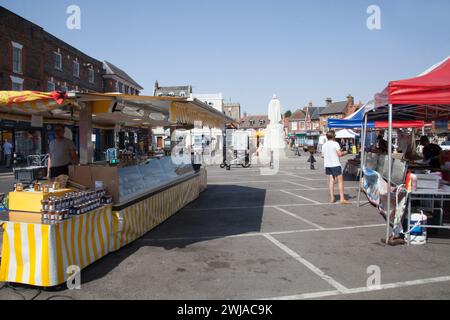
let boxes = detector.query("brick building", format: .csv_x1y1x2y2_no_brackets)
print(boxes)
0,7,44,91
319,95,363,132
103,61,143,95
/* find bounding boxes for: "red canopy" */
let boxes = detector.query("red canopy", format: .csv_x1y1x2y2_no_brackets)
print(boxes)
375,56,450,107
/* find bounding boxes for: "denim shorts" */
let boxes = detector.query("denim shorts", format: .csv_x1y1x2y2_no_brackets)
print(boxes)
325,166,342,178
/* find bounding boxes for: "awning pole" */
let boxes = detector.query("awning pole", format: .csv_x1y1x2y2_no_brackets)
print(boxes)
357,113,368,207
385,104,393,245
79,101,93,165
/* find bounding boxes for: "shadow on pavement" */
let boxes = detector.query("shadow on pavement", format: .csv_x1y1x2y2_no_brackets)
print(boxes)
76,184,266,287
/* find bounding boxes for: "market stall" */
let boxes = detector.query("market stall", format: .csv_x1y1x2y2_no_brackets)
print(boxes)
0,90,234,286
359,56,450,244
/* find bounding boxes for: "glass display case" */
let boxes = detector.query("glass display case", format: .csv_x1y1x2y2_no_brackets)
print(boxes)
69,156,196,206
118,156,194,203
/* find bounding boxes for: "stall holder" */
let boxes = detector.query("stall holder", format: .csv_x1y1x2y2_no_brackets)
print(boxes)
0,90,232,287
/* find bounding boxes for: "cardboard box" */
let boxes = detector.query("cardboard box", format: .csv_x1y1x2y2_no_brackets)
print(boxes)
8,189,72,212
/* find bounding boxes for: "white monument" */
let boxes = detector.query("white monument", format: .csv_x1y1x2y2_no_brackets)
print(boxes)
263,94,287,158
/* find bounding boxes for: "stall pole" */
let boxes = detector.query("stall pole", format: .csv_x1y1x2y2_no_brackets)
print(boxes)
385,104,393,244
79,101,94,165
357,113,368,207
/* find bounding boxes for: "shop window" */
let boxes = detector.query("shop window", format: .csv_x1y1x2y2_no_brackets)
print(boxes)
12,41,23,74
10,75,24,91
14,130,42,162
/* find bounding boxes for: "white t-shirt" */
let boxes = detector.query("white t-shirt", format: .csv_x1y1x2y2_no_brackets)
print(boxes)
318,135,327,145
49,138,76,167
322,140,341,168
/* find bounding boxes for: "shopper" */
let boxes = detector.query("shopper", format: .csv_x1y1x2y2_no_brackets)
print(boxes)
47,124,78,179
322,130,349,204
3,139,13,168
317,131,327,155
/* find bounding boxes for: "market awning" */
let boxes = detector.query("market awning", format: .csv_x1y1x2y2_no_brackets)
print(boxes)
375,56,450,107
335,129,359,139
0,91,237,128
0,91,73,114
75,92,236,128
372,56,450,121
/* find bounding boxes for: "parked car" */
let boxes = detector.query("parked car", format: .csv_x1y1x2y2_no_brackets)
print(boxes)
439,140,450,151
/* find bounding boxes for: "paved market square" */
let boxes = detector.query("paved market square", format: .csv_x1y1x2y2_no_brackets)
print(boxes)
1,151,449,300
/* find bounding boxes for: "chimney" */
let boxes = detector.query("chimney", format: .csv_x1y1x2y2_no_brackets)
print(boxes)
347,94,354,105
325,97,332,106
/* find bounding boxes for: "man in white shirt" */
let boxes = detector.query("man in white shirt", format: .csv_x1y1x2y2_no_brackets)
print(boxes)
47,124,78,179
317,131,327,155
322,130,349,204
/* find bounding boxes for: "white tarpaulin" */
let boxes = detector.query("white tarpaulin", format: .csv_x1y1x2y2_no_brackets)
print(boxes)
335,129,359,139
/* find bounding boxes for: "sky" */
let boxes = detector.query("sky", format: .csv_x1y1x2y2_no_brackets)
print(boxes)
1,0,450,115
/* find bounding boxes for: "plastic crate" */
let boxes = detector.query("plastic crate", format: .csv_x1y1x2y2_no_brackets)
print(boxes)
13,166,47,183
415,174,440,189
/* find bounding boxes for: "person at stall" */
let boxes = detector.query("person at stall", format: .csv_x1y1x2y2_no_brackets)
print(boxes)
420,136,442,168
375,134,388,153
47,124,78,179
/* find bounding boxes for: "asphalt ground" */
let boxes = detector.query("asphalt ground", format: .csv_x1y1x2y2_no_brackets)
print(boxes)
0,150,450,300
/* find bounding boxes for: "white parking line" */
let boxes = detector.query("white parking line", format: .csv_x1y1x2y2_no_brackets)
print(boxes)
273,206,325,230
203,186,358,195
268,224,384,236
140,224,385,243
263,234,349,293
263,275,450,300
284,180,314,189
183,201,368,212
280,190,321,204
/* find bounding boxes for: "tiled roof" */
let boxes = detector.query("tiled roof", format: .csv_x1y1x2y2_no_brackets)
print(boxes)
240,115,270,129
290,109,306,120
319,101,348,115
307,106,324,120
103,61,143,90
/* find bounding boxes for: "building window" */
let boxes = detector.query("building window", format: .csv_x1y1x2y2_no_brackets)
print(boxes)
12,41,23,74
180,91,186,97
47,79,55,91
73,60,80,77
54,51,62,70
259,119,265,126
89,68,95,83
118,82,123,93
10,75,24,91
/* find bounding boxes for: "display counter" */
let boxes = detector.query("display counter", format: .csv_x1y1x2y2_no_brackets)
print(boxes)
69,156,195,205
0,165,208,287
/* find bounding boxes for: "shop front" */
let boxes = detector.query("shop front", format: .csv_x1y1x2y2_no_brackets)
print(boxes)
0,119,44,166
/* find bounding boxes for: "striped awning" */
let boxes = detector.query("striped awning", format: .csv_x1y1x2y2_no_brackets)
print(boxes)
0,91,73,114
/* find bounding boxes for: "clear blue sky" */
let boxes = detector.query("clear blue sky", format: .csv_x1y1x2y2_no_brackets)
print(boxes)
2,0,449,115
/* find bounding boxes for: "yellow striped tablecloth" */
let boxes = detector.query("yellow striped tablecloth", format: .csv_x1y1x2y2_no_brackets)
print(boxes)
0,205,112,287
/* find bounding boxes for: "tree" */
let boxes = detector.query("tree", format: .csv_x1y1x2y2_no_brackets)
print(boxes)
284,110,292,118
